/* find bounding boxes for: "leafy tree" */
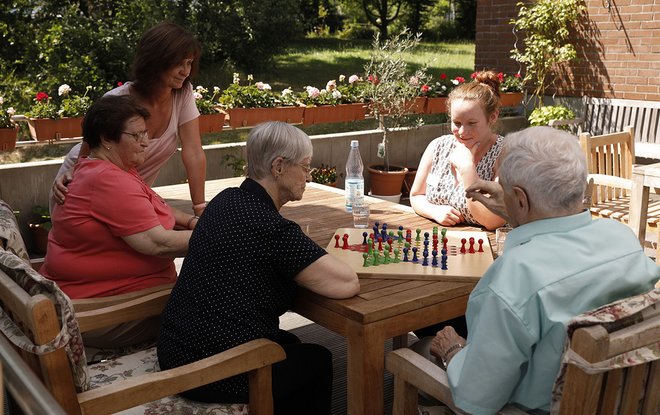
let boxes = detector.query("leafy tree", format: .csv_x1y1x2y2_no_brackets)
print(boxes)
361,0,404,39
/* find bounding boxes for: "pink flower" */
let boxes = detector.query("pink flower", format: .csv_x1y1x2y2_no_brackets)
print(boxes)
470,72,478,79
326,80,337,91
306,86,320,98
349,75,360,84
368,75,379,85
497,72,504,82
118,81,123,86
409,76,419,86
514,72,522,79
455,76,465,83
35,92,49,102
421,84,430,93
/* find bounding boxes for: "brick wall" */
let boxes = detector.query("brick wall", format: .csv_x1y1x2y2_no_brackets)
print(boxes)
475,0,660,101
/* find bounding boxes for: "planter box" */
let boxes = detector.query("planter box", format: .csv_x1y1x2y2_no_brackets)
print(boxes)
227,107,305,128
0,127,18,152
28,117,83,141
407,97,427,114
426,97,449,114
198,113,225,134
501,92,523,107
303,103,366,125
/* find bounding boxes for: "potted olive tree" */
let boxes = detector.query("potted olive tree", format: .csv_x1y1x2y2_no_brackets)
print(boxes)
363,29,428,200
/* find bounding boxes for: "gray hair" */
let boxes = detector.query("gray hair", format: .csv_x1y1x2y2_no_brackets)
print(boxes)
499,126,587,213
246,121,313,180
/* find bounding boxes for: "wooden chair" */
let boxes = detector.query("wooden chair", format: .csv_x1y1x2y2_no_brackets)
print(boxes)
579,126,660,236
386,288,660,415
0,251,286,415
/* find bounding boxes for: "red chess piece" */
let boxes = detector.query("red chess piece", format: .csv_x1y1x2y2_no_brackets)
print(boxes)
334,234,340,248
469,237,475,253
342,234,349,249
478,239,484,252
443,237,448,251
460,238,467,254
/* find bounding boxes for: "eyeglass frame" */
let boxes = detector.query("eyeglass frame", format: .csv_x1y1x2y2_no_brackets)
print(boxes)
281,157,312,175
121,130,149,142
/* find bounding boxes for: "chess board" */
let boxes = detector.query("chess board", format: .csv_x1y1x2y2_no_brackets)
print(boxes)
326,227,494,282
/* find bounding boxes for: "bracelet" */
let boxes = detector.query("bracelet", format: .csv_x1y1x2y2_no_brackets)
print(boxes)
442,343,464,364
186,216,199,229
192,202,207,210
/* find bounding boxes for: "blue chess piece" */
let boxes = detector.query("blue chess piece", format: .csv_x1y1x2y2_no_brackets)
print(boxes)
403,247,409,262
412,247,419,263
362,231,368,245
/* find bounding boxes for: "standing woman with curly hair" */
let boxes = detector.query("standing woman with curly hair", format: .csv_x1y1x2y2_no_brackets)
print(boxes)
51,22,208,218
410,70,507,230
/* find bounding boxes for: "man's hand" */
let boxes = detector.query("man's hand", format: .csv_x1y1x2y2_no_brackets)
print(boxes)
465,179,509,221
430,326,467,366
52,170,73,205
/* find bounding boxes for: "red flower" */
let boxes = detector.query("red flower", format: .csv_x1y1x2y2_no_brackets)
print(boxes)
440,73,447,80
368,75,379,85
514,73,521,78
35,92,49,102
497,72,504,82
455,76,465,83
117,81,123,86
421,84,430,93
470,72,478,79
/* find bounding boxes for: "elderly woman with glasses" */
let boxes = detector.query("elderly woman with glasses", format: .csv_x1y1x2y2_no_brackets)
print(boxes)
157,121,360,415
41,95,196,348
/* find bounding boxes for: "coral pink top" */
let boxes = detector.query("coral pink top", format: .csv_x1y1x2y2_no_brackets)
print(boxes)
42,158,176,298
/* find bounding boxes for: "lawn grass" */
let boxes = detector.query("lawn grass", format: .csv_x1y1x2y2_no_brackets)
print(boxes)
198,37,475,91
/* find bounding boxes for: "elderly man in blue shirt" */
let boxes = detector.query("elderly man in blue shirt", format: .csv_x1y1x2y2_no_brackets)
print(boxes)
418,126,660,414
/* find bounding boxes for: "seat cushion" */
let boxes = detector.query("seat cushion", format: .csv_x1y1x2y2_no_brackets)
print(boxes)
88,346,249,415
0,200,29,263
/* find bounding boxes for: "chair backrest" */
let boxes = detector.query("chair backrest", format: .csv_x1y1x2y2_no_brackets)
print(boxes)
0,252,83,415
579,125,635,204
553,288,660,415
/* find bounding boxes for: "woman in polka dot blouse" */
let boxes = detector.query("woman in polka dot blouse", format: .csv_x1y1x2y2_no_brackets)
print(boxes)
410,70,507,231
157,121,360,415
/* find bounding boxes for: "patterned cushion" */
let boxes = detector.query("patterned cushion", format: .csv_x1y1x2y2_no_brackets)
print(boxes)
0,200,29,263
89,346,249,415
0,249,89,391
550,287,660,413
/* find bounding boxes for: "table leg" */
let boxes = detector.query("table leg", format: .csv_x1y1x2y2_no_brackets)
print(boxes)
346,322,386,415
629,173,650,246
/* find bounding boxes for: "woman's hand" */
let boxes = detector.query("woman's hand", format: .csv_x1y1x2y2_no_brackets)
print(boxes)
449,142,478,177
52,170,73,205
434,205,464,226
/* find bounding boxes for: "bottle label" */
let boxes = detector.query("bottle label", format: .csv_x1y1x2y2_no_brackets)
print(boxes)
345,180,364,212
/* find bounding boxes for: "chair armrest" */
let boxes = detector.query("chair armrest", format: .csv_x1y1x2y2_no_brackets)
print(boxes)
386,348,464,414
588,174,632,190
76,289,171,332
76,338,286,415
387,349,530,415
72,284,174,313
30,257,44,272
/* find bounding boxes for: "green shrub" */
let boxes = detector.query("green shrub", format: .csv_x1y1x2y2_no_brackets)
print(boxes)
528,105,576,129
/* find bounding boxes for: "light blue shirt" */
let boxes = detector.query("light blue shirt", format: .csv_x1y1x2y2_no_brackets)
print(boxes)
447,211,660,414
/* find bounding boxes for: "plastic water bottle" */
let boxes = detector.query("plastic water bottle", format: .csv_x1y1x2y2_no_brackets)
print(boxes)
345,140,364,212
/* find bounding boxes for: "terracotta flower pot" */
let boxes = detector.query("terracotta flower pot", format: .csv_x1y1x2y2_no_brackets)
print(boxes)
302,103,366,125
198,113,225,134
401,167,417,197
425,97,449,114
227,107,305,128
28,117,83,141
0,127,18,152
500,92,523,107
368,164,408,196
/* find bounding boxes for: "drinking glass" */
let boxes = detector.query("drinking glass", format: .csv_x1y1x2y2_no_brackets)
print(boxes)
495,225,512,256
352,203,370,228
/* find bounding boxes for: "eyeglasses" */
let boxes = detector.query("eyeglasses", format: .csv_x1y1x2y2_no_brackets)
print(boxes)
281,157,312,175
122,130,149,142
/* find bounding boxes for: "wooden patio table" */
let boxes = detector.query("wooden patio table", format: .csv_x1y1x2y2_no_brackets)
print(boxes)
154,177,494,415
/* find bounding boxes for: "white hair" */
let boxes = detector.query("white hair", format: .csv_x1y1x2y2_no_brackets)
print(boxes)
246,121,313,180
499,126,587,213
